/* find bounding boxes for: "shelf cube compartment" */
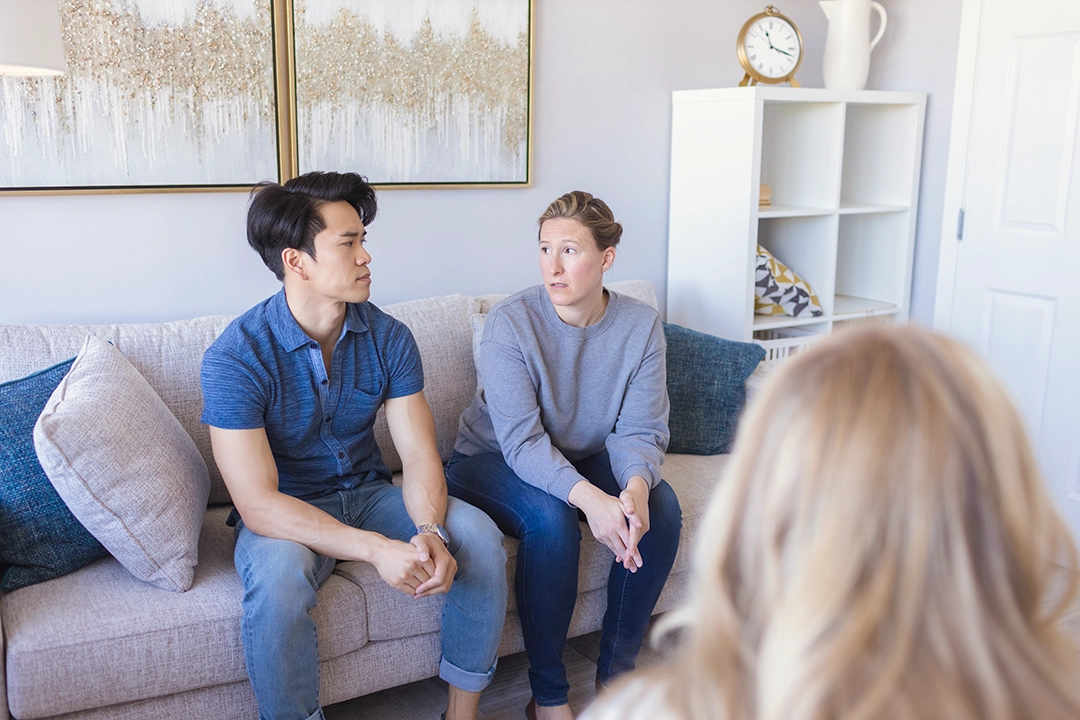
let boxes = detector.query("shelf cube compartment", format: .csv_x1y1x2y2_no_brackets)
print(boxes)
835,211,912,315
840,103,923,208
758,215,838,318
760,101,845,211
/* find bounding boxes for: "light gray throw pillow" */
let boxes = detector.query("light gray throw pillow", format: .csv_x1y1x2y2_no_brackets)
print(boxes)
33,335,210,592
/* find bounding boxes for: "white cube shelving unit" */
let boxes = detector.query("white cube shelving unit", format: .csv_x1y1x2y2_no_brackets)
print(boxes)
666,87,926,354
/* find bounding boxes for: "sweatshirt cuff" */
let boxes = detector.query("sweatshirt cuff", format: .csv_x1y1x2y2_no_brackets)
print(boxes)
552,466,587,506
620,465,659,491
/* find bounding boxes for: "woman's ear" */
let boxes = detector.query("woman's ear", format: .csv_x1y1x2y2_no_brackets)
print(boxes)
601,246,616,272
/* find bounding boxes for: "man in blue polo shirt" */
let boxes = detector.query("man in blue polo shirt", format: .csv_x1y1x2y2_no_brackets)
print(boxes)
200,171,507,720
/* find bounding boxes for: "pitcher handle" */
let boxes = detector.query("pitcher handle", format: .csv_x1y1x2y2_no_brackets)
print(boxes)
869,1,888,52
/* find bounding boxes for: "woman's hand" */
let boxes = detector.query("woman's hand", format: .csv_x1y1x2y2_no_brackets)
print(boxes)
569,481,631,565
619,476,651,572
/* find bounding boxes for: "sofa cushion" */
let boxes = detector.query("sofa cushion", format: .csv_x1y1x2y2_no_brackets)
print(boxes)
34,335,211,592
1,506,369,719
0,316,237,505
0,358,109,592
374,294,482,470
664,323,765,455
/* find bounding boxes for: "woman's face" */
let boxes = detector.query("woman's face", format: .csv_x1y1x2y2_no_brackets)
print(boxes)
539,217,615,310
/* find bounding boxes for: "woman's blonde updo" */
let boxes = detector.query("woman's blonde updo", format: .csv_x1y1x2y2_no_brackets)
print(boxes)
538,191,623,250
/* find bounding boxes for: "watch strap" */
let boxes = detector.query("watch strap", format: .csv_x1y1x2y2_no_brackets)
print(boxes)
415,523,449,546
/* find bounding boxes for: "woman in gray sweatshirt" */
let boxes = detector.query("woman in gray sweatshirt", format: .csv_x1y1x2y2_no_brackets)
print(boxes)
446,191,682,720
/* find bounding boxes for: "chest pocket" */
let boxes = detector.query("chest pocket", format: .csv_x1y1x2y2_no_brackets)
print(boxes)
337,385,384,433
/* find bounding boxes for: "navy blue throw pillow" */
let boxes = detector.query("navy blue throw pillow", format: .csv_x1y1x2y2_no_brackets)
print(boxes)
0,358,108,592
664,323,766,455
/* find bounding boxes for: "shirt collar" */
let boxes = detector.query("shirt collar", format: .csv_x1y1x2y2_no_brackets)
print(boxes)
266,288,370,352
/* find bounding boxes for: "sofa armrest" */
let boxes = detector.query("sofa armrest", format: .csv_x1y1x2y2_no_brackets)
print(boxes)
1,600,9,720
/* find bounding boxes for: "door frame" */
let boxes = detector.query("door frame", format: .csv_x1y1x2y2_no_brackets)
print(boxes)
933,0,985,330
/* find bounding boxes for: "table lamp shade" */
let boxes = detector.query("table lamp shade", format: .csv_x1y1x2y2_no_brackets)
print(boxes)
0,0,66,76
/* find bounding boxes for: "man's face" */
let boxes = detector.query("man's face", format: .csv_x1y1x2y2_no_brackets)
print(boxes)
300,200,372,304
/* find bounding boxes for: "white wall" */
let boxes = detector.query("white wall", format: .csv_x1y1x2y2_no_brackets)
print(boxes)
0,0,962,326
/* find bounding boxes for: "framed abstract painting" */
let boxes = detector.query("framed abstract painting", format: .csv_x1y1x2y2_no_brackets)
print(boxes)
285,0,532,187
0,0,282,193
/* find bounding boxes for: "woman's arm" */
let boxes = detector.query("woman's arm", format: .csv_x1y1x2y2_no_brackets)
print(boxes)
605,315,670,490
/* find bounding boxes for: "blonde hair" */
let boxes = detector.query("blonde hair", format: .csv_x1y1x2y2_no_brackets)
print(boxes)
586,324,1080,720
538,190,623,250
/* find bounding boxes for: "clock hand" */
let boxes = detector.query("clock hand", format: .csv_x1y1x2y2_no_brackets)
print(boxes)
771,46,794,58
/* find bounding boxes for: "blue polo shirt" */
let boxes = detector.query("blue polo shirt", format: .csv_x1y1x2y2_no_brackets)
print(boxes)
200,289,424,501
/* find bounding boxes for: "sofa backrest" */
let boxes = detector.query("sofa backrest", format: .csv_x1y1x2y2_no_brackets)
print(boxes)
0,280,658,507
0,316,235,503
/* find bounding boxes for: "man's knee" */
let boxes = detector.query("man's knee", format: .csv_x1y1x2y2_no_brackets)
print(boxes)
236,531,327,604
446,499,508,570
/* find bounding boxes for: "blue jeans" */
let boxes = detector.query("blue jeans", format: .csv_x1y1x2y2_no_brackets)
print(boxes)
445,450,681,707
233,480,508,720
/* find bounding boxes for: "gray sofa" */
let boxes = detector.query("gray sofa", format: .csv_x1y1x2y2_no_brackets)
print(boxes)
0,281,736,720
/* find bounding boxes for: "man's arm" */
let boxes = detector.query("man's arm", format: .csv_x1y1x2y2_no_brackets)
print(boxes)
384,391,456,597
209,425,434,595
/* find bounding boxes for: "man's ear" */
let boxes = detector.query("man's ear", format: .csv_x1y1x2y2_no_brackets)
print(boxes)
281,247,308,281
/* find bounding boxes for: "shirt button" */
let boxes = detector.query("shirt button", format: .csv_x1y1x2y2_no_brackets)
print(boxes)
338,452,345,459
321,379,328,385
325,417,332,423
309,342,317,349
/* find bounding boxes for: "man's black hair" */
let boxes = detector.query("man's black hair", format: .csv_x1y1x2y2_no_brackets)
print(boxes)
246,171,377,281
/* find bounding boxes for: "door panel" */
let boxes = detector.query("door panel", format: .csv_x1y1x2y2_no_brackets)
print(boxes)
941,0,1080,538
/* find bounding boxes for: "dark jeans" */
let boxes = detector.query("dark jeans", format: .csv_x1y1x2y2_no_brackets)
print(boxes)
445,449,681,707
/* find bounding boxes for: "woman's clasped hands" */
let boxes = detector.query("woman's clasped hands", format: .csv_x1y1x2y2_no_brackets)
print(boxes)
569,476,651,572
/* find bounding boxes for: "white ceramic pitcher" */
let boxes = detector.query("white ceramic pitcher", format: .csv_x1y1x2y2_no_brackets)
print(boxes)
820,0,887,90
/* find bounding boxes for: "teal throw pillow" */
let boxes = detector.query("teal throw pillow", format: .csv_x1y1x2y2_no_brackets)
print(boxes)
664,323,766,455
0,358,108,592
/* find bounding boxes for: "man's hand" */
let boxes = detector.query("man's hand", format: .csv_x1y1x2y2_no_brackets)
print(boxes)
370,536,436,597
411,532,457,598
618,477,651,573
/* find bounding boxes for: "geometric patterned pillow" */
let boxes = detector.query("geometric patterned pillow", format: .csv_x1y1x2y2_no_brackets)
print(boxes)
754,243,825,319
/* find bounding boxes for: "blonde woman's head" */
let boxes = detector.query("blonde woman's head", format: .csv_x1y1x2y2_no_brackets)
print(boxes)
589,324,1080,720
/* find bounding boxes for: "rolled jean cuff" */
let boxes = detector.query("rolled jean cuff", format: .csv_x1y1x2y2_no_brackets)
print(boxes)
303,708,326,720
439,655,498,693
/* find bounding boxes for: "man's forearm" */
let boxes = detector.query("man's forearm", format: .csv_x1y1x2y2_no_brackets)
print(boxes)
238,489,387,563
401,458,449,529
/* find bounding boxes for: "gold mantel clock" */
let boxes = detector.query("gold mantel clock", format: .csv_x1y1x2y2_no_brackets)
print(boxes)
737,5,803,87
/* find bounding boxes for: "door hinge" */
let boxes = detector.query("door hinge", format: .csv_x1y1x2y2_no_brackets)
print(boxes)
957,208,965,240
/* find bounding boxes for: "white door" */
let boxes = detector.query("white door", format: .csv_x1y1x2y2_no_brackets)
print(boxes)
935,0,1080,537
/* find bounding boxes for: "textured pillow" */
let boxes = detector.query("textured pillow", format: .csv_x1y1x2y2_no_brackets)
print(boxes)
664,323,766,455
34,336,210,592
0,359,109,592
755,244,825,318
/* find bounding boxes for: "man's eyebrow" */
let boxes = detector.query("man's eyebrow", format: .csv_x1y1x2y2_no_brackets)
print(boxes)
338,229,364,237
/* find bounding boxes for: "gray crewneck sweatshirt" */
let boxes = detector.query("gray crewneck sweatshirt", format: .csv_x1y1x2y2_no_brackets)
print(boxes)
454,285,670,504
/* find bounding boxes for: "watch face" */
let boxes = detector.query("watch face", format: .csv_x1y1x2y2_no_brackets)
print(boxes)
742,16,801,79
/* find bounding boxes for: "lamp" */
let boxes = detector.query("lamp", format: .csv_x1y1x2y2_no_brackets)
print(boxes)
0,0,66,76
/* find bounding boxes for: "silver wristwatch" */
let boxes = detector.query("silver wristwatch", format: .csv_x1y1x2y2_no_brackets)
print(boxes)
415,523,450,546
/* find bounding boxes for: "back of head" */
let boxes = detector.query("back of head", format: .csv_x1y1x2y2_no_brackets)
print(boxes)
591,324,1080,720
538,190,622,250
246,171,377,281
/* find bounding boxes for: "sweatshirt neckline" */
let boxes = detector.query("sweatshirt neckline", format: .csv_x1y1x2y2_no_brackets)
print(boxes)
536,284,620,339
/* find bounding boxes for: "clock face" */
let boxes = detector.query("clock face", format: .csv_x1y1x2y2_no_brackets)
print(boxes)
742,16,802,79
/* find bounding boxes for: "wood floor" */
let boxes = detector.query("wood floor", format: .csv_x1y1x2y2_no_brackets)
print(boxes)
323,624,672,720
